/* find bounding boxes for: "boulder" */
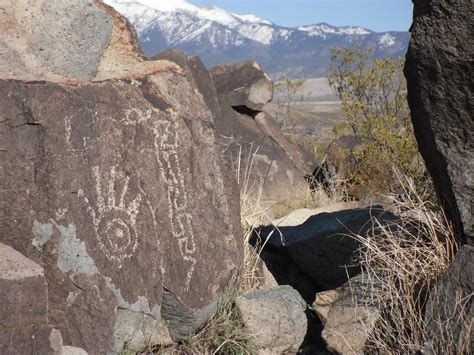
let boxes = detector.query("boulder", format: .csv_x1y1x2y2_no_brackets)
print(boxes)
272,201,366,227
153,49,222,120
0,243,53,355
259,206,397,290
404,0,474,245
255,111,312,175
153,52,314,218
313,274,379,355
423,245,473,353
209,61,314,216
49,329,89,355
211,61,273,112
0,1,243,353
235,286,307,353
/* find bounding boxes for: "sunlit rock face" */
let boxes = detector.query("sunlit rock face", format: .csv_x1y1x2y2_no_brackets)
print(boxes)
0,0,243,352
405,0,474,245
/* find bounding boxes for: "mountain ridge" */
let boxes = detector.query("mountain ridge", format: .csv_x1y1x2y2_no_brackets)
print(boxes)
104,0,410,78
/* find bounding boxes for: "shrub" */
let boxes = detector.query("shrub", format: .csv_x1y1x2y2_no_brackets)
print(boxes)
327,44,430,199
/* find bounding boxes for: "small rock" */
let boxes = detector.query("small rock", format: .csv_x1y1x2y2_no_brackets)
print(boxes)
235,285,307,353
313,274,379,355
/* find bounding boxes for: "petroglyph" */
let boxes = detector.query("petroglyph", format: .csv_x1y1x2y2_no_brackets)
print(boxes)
79,166,143,263
122,108,153,126
153,117,197,291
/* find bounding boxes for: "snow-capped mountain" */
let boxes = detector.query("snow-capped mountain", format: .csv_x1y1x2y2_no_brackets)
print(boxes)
104,0,409,78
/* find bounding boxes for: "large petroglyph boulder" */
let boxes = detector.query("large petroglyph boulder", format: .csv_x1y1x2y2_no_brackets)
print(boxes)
0,0,242,353
404,0,474,245
152,52,314,217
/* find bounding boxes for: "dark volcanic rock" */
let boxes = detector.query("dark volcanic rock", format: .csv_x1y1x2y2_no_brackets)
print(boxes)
209,61,314,214
211,61,274,112
0,243,53,355
404,0,474,245
156,52,314,215
153,49,222,119
259,206,398,290
424,245,474,352
255,111,312,176
0,0,243,353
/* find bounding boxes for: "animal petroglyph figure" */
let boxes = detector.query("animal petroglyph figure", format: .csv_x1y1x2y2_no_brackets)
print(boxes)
79,166,142,264
154,117,197,291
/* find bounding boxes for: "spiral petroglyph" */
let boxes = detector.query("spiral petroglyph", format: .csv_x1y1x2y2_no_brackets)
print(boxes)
79,166,143,263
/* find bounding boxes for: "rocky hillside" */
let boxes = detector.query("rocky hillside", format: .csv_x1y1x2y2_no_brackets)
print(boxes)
104,0,410,77
0,0,472,354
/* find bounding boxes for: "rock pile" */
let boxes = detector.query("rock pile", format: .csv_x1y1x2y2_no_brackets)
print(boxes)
211,61,315,215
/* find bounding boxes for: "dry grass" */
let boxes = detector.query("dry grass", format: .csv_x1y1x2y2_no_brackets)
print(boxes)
271,187,323,220
349,173,466,354
310,155,354,204
156,275,258,355
236,145,274,292
423,289,472,354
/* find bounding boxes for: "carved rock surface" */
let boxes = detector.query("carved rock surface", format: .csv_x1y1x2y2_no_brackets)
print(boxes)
155,51,313,216
0,1,242,353
404,0,474,245
235,286,307,353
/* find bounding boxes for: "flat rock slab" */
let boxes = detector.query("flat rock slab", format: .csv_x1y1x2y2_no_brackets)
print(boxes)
272,202,367,227
260,206,398,289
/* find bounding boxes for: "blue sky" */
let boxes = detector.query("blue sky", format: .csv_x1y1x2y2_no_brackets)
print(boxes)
189,0,413,32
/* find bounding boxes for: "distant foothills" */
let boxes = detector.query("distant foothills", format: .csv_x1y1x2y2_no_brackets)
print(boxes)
105,0,410,78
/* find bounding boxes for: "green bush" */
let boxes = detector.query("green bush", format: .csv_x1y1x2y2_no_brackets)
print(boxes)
327,44,430,198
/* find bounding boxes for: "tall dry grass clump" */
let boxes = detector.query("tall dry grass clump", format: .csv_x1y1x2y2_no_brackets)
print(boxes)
350,173,468,354
236,145,273,292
